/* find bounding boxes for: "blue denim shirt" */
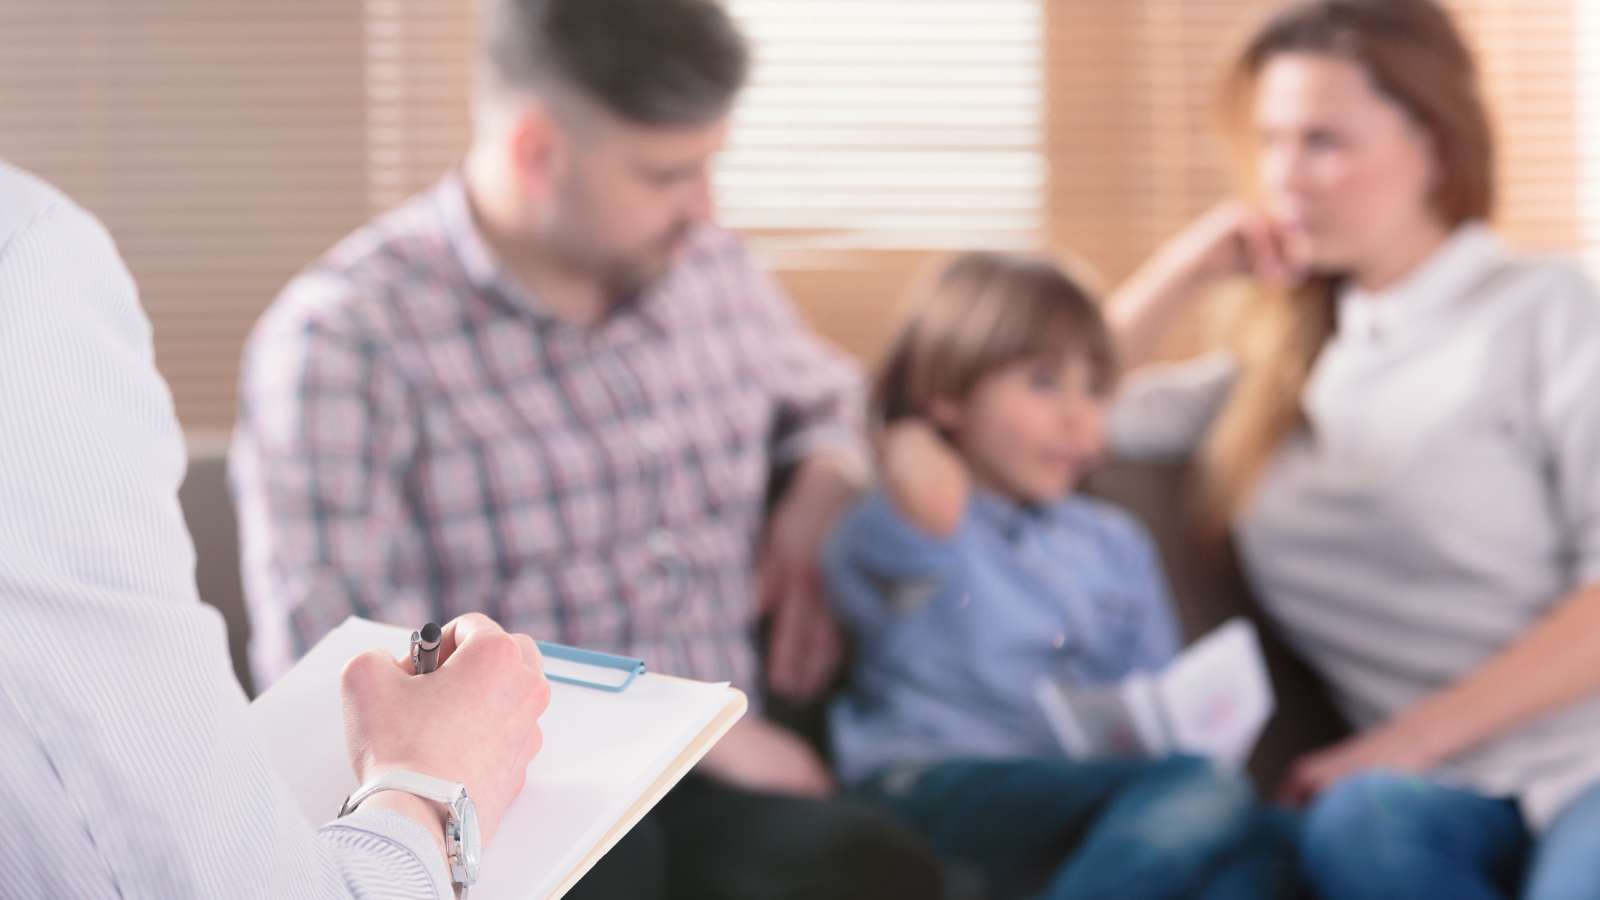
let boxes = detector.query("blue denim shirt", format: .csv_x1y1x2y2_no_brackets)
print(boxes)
824,488,1181,785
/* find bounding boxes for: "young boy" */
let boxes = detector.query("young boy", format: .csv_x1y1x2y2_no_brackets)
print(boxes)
825,252,1294,900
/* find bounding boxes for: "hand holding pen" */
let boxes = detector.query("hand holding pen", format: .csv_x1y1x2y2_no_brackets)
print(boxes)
341,613,550,846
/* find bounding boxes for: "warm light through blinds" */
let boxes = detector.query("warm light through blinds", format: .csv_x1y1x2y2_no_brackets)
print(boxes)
364,0,476,213
0,0,368,430
719,0,1047,251
1578,0,1600,277
0,0,1592,429
1449,0,1580,255
355,0,1052,252
1049,0,1586,290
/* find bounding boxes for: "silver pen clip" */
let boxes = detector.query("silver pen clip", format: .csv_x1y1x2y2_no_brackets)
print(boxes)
410,622,442,675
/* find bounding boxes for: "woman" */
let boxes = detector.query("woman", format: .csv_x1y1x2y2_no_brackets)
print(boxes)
1106,1,1600,898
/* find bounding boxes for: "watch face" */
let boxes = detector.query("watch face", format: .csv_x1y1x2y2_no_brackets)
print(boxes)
461,797,482,883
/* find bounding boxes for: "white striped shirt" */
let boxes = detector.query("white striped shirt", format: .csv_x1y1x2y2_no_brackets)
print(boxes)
0,159,450,898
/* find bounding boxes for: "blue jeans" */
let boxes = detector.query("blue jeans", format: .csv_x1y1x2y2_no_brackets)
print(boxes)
1302,770,1600,900
855,756,1300,900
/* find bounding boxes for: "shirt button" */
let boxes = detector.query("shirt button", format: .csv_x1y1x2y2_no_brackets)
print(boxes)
1052,633,1066,649
638,423,663,453
647,529,679,560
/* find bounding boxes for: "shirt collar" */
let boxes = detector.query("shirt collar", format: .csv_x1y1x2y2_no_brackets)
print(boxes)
968,487,1057,541
436,169,513,298
1336,220,1506,343
433,169,673,337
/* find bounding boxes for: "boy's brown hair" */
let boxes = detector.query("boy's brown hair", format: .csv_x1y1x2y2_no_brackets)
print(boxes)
872,251,1116,426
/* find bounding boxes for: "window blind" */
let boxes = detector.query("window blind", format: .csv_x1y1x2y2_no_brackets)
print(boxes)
358,0,1050,253
1049,0,1581,288
1449,0,1580,255
717,0,1047,252
1575,0,1600,276
0,0,368,431
1047,0,1281,290
0,0,1589,428
364,0,477,214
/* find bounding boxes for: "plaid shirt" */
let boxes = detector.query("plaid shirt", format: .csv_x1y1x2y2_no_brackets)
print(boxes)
232,173,867,695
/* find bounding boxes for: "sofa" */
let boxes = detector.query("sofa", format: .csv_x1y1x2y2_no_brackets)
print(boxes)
178,449,1350,797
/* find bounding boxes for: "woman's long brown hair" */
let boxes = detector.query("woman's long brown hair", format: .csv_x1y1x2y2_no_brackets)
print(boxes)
1201,0,1493,525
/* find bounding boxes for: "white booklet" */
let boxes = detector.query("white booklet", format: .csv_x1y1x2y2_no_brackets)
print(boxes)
248,617,746,900
1034,617,1274,768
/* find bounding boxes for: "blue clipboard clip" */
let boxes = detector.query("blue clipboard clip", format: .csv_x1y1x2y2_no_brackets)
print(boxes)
536,641,647,693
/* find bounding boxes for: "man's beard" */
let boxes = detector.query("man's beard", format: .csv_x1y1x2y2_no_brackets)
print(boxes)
588,221,694,298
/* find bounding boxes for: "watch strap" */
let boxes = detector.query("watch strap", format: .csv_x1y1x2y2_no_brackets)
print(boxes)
340,770,465,817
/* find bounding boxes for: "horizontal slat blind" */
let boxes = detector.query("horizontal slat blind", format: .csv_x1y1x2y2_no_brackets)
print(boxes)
364,0,477,213
0,0,1588,429
1050,0,1582,291
1047,0,1279,290
718,0,1047,251
0,0,369,430
1576,0,1600,276
356,0,1053,254
1449,0,1579,254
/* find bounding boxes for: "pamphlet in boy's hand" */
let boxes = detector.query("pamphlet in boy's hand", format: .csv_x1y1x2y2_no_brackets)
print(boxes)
1034,618,1274,768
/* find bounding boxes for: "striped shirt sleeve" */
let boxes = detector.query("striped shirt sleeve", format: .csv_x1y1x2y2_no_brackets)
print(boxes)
0,159,450,900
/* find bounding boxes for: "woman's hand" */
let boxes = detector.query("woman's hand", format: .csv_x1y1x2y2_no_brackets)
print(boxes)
1277,723,1432,807
879,418,970,536
1164,200,1298,289
1106,200,1299,368
1278,584,1600,808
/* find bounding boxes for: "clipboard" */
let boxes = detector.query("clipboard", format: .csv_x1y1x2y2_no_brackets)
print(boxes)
248,617,746,900
536,641,648,693
547,671,747,897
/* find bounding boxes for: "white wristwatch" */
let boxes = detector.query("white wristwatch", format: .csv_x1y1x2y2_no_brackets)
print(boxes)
340,770,481,898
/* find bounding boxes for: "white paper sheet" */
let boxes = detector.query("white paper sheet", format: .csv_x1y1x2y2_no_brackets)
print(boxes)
1155,618,1275,768
1035,617,1275,768
248,617,737,900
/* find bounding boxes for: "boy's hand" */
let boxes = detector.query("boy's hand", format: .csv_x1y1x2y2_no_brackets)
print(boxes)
880,419,969,536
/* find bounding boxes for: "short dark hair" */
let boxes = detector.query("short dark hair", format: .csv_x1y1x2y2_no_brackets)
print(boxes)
481,0,749,127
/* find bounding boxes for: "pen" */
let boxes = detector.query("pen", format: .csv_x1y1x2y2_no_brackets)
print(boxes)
411,622,442,675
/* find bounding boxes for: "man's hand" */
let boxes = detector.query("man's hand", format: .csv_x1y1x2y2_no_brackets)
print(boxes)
696,716,837,798
759,455,860,702
341,613,551,852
